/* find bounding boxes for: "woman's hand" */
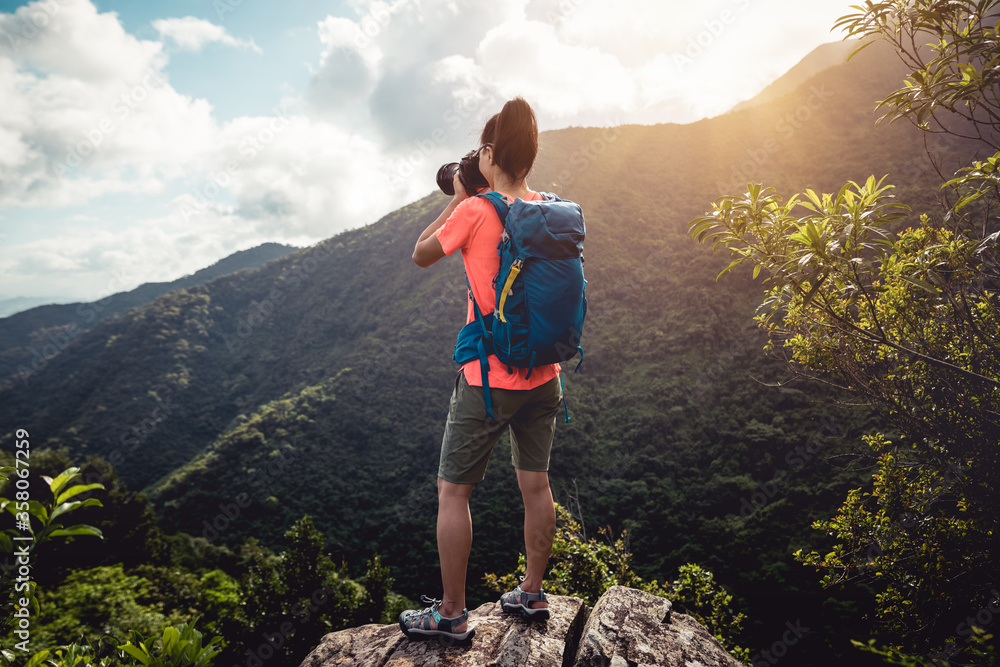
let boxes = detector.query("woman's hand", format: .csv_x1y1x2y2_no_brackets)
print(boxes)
414,176,465,267
452,172,469,204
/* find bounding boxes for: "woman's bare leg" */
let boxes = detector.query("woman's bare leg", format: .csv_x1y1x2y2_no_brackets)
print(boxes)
436,477,474,627
515,468,554,608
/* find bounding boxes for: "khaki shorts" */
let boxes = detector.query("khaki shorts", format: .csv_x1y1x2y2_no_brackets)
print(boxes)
438,370,563,484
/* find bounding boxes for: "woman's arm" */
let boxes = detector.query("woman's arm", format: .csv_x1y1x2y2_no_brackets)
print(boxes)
412,173,468,267
412,200,455,267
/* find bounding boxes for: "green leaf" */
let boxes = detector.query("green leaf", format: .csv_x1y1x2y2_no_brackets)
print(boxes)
45,467,81,498
847,39,875,60
804,188,823,209
49,498,102,523
717,258,742,281
163,626,181,652
801,275,827,306
23,650,50,667
55,483,104,506
899,275,939,294
954,191,984,212
119,643,151,666
48,524,104,539
26,500,48,524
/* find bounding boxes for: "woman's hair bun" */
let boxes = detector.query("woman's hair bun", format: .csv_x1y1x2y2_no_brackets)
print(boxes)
486,97,538,181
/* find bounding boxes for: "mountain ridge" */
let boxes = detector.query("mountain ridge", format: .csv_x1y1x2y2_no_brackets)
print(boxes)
0,296,71,319
0,39,979,664
0,241,300,380
729,39,859,113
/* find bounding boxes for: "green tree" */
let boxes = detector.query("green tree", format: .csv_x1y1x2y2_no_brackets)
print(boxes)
666,563,748,663
688,1,999,663
484,503,750,663
836,0,999,149
0,464,222,667
228,516,376,666
198,569,241,638
32,565,175,647
358,553,393,625
1,464,105,646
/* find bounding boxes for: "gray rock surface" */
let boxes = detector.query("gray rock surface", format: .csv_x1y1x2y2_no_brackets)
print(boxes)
573,586,742,667
299,587,742,667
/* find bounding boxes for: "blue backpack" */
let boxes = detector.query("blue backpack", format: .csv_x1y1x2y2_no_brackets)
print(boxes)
453,191,587,421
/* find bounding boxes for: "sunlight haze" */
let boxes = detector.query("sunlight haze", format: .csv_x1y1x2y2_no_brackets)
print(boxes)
0,0,855,306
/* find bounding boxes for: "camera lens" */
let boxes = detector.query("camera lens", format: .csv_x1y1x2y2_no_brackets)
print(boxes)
436,163,459,196
458,150,489,196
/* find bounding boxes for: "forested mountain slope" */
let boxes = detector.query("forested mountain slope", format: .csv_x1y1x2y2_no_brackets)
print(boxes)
0,41,982,663
0,242,300,380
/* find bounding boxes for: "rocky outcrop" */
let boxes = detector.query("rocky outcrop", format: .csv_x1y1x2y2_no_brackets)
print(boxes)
299,586,742,667
575,586,742,667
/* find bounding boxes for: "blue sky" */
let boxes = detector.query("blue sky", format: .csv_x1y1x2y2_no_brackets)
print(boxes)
0,0,855,306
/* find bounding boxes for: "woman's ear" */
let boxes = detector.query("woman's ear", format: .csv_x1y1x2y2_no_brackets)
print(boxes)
479,146,495,184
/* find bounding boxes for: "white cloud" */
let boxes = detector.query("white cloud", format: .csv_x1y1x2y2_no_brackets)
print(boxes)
0,0,165,82
305,16,380,122
152,16,262,54
304,0,855,131
175,110,392,240
0,0,857,302
0,215,284,303
0,0,217,209
477,19,636,120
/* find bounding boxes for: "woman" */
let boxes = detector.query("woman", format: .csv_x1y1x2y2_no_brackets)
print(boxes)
400,97,562,642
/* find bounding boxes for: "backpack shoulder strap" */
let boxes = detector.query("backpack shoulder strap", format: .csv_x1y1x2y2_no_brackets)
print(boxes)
475,191,511,222
456,272,497,421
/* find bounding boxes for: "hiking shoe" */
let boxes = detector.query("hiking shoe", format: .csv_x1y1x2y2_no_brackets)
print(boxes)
399,595,475,643
499,583,550,620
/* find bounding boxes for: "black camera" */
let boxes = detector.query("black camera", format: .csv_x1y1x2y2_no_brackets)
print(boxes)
436,148,489,197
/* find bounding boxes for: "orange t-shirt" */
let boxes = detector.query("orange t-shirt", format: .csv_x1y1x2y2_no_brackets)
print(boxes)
435,190,561,390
